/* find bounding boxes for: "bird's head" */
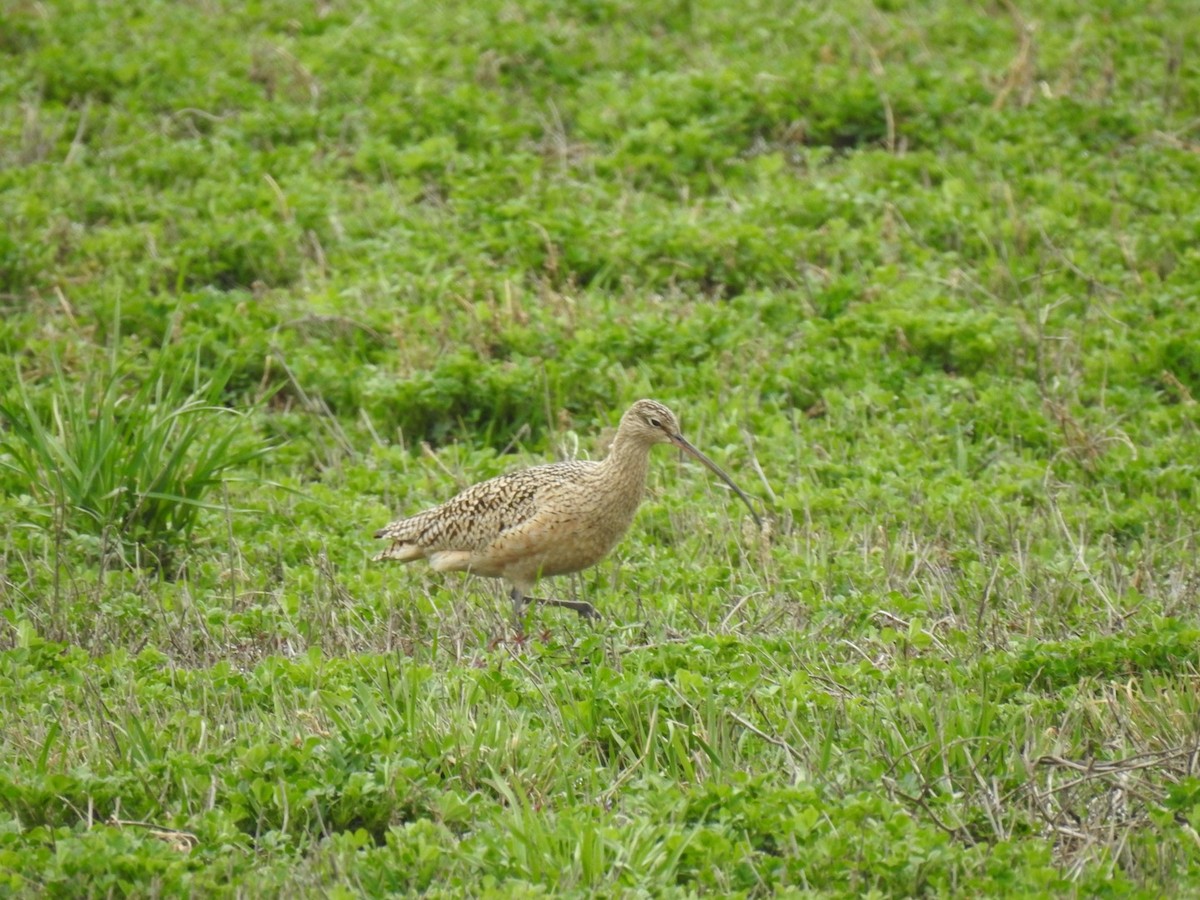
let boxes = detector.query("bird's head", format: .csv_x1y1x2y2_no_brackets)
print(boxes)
622,399,683,447
619,399,763,528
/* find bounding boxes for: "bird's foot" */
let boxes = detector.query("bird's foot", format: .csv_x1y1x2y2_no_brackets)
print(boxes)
508,587,598,625
535,597,599,620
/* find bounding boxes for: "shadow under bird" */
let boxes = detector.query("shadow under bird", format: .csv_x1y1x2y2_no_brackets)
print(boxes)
374,399,762,624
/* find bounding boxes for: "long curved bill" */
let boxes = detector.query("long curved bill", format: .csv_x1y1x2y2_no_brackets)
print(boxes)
670,433,763,529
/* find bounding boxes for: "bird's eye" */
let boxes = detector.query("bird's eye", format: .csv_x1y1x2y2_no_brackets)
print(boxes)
648,417,662,428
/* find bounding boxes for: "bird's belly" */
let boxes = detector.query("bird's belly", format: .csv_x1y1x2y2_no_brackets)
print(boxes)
530,533,616,577
477,508,634,583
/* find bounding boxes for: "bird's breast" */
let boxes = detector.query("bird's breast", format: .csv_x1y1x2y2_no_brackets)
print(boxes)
531,480,643,573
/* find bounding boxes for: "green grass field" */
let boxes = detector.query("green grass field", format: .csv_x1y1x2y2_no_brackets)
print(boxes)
2,0,1200,895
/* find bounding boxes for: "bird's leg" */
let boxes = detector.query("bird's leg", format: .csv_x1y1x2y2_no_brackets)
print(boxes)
509,586,598,623
509,586,527,631
532,597,599,620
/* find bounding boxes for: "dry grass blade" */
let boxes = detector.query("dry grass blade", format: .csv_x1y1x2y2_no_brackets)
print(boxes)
108,816,200,853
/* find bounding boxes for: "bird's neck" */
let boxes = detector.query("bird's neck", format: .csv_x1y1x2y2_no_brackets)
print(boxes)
598,430,653,490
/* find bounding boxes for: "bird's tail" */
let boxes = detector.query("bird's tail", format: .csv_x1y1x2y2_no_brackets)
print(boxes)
373,541,425,563
373,515,427,563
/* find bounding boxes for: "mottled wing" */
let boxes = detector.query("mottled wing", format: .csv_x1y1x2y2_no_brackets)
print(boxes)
374,461,587,560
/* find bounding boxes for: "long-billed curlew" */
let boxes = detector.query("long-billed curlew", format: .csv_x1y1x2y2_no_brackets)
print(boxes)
374,399,761,624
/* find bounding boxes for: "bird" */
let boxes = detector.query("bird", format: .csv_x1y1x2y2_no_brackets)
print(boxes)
373,399,762,626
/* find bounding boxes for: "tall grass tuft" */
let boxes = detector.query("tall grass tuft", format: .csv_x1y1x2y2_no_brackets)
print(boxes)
0,350,268,570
